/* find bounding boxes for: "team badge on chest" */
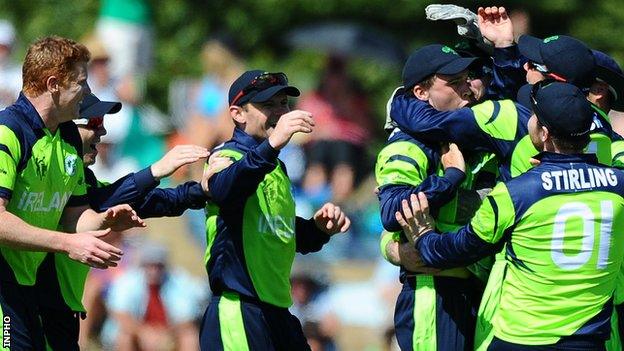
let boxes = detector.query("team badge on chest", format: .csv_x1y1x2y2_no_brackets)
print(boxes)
64,154,77,176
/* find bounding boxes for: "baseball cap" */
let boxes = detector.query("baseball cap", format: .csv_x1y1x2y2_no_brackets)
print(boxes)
518,34,596,87
228,70,300,106
592,49,624,111
530,81,593,139
75,93,122,124
402,44,477,89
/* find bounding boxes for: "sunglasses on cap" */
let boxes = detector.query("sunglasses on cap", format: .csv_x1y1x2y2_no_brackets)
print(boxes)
230,72,288,106
527,61,567,82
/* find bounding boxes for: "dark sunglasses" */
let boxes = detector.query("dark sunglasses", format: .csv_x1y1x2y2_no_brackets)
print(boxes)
85,116,104,130
230,72,288,106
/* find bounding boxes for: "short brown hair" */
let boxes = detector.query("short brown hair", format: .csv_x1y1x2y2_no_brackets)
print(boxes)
417,75,436,90
22,36,90,96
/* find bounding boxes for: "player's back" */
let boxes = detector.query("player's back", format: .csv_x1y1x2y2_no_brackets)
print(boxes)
495,152,624,345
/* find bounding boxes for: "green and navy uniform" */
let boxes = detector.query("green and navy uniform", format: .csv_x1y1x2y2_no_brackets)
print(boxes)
376,129,485,351
391,90,624,350
416,152,624,350
201,128,331,351
0,94,88,350
36,157,208,351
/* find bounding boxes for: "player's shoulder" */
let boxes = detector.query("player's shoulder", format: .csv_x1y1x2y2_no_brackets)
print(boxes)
0,108,28,138
212,140,245,161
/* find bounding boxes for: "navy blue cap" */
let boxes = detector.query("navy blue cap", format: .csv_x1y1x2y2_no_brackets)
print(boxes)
78,93,121,119
228,70,300,106
402,44,477,89
531,81,593,139
518,35,596,88
592,49,624,111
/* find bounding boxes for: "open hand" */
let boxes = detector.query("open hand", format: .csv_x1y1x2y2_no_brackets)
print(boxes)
65,229,123,269
395,193,435,245
151,145,210,180
268,110,315,150
313,202,351,235
102,204,146,232
477,6,514,48
201,153,234,196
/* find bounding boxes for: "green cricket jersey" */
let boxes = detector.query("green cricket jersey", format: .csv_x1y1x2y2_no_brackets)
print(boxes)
417,152,624,345
0,94,87,286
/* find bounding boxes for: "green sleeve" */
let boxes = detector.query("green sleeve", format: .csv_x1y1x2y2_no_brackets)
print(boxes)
375,141,429,187
611,139,624,169
470,182,516,244
0,125,21,193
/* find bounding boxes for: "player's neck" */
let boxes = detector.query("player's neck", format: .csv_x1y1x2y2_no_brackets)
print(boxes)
26,94,61,133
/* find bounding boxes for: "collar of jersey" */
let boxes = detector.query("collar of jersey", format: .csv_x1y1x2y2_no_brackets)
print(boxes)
231,127,265,151
14,93,46,131
534,152,598,165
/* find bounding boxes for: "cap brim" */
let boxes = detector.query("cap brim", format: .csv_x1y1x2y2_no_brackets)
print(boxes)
249,85,300,103
79,101,122,119
595,65,624,111
518,35,544,63
516,83,533,110
437,57,478,76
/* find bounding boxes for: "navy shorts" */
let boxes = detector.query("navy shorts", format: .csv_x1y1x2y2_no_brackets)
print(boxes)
35,252,81,351
394,275,481,351
0,281,46,350
39,307,81,351
200,292,310,351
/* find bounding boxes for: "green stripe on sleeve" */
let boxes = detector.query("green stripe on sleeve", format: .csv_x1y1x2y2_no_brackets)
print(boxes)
375,141,429,187
470,183,515,244
0,125,21,162
0,149,16,192
0,125,21,192
471,100,518,141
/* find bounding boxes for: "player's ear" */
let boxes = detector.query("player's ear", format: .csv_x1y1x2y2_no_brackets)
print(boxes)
541,125,550,143
230,105,246,125
413,84,429,102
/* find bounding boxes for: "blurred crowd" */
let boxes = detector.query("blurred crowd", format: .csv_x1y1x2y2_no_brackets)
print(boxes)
0,0,398,349
4,1,624,350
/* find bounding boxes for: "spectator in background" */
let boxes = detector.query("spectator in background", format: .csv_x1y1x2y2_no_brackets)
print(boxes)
96,0,153,81
103,241,206,351
82,34,141,161
169,36,243,245
186,37,241,158
0,20,21,109
79,235,138,350
303,322,334,351
298,55,375,205
290,265,338,351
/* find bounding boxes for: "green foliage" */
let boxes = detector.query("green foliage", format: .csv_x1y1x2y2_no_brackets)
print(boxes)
1,0,624,146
